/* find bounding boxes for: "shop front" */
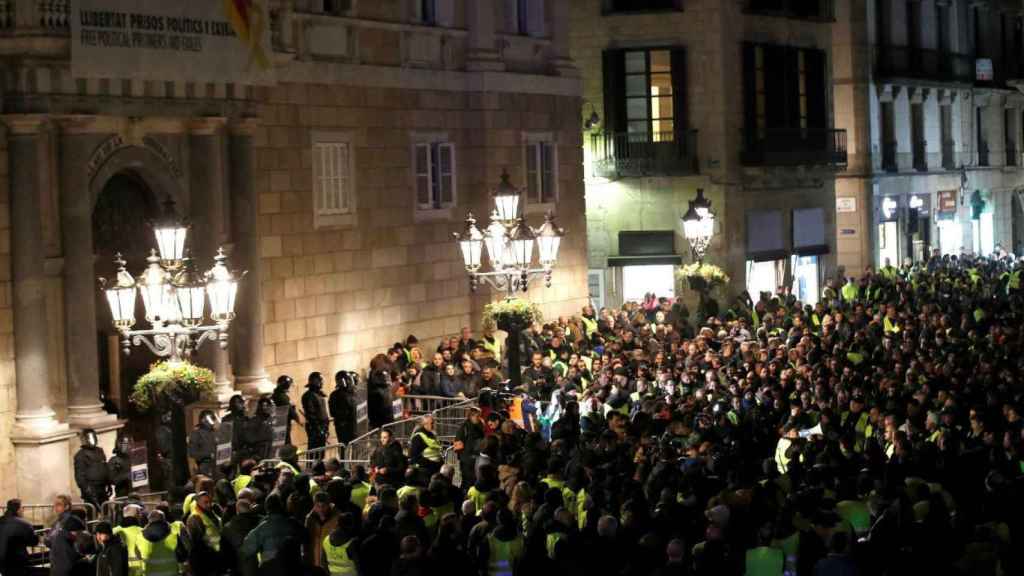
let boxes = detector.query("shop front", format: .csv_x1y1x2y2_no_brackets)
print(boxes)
745,208,828,305
875,193,932,266
606,230,683,306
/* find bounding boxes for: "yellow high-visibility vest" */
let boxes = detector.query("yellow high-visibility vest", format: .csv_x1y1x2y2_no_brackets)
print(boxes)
487,534,523,576
114,525,145,576
135,530,180,576
414,431,442,462
322,536,356,575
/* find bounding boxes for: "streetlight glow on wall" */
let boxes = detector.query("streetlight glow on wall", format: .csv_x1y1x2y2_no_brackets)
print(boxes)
681,188,715,263
454,171,564,299
99,200,242,362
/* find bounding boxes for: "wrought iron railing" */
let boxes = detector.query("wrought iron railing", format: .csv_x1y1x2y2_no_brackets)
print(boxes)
874,46,973,84
741,127,847,168
590,129,699,179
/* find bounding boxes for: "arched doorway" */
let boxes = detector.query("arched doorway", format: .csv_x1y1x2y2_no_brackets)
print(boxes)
92,172,161,422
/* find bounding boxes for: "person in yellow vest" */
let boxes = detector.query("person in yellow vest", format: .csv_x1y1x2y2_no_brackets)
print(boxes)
113,505,145,576
133,510,188,576
184,491,222,575
480,508,523,576
409,415,444,475
744,523,784,576
841,277,860,303
306,491,340,571
349,466,372,510
883,305,901,335
545,508,574,566
232,459,256,497
539,460,576,516
580,304,598,339
321,512,359,575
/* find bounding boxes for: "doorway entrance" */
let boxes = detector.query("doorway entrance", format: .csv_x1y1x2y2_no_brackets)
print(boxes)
92,173,161,418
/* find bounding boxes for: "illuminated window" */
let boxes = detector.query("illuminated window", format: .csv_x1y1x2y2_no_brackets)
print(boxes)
624,49,676,140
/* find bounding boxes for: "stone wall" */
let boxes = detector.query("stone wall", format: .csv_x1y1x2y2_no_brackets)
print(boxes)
0,134,13,499
252,82,590,385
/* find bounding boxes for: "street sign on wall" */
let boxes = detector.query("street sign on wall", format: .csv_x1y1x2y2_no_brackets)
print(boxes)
937,190,958,215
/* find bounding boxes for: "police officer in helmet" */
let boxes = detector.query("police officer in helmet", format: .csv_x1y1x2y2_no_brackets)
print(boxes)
302,372,330,455
272,375,302,445
189,410,219,478
74,429,110,508
107,434,133,498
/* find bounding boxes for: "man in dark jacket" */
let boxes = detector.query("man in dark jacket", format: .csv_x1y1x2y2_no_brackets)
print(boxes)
107,435,133,498
73,429,110,508
272,375,302,446
248,397,276,461
47,495,87,576
329,371,358,444
220,497,262,576
418,353,445,396
240,493,306,571
370,429,407,487
222,394,250,464
367,368,394,430
455,408,485,487
93,521,127,576
0,499,38,576
186,491,223,575
189,411,219,478
301,372,330,453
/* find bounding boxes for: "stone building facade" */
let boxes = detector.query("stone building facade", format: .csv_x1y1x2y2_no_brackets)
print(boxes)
0,0,586,503
834,0,1024,271
571,0,846,310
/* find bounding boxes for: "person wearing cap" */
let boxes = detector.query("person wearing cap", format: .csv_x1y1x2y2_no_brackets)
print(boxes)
93,521,128,576
185,491,222,575
0,499,39,576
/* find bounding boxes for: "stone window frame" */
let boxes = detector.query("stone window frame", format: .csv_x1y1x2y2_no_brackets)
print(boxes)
312,130,358,230
411,131,457,221
522,131,558,211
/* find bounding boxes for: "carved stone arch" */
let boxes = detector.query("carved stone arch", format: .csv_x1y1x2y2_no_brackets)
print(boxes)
88,144,188,214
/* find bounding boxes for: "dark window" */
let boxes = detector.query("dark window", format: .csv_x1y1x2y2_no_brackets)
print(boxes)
906,1,920,50
746,0,824,19
977,106,989,166
607,0,677,13
517,0,529,35
420,0,437,25
941,104,954,169
881,101,897,172
603,48,687,137
912,102,926,171
936,3,949,52
876,0,888,45
974,7,984,56
742,44,827,136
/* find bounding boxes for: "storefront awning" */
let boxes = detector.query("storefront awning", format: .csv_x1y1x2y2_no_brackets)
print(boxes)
793,207,830,256
746,209,786,262
607,255,683,267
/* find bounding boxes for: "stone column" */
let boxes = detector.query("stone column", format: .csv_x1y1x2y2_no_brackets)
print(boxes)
60,118,119,428
229,119,271,396
190,118,234,401
465,0,505,72
7,115,75,503
547,0,577,76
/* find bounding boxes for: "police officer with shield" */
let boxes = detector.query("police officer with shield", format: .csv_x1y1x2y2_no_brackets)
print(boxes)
107,434,133,498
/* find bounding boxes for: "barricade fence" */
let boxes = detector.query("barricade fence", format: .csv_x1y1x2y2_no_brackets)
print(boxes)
100,492,167,526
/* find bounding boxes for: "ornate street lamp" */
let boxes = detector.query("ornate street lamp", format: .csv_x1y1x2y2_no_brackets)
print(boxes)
453,172,565,390
681,188,714,263
98,199,241,362
454,171,565,299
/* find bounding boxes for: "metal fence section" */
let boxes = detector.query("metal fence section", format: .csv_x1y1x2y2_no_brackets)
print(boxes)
99,492,167,525
21,501,97,529
300,442,346,467
344,396,477,474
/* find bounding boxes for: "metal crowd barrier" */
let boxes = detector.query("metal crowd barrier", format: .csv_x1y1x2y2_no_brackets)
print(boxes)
28,528,49,569
21,501,97,529
100,492,168,524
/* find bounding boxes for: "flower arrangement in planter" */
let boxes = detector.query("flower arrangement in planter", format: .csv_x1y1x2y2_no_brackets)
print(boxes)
678,262,730,292
482,298,544,331
130,361,215,412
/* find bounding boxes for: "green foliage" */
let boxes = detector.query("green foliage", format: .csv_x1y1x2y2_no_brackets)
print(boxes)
130,361,215,412
482,298,544,330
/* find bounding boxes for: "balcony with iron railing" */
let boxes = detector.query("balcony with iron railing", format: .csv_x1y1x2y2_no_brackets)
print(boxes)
590,129,699,179
881,141,898,172
874,46,974,84
941,140,956,170
740,128,847,168
742,0,834,21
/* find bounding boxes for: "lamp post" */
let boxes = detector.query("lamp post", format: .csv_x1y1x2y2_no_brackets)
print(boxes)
98,199,242,363
453,171,564,390
681,188,714,263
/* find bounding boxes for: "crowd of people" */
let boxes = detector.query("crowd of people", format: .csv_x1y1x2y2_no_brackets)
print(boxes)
3,252,1024,575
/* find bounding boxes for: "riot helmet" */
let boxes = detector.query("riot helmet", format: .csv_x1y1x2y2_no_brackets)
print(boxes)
228,394,246,415
80,429,99,448
276,375,293,392
199,410,218,429
307,371,324,391
115,434,131,455
257,396,274,419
